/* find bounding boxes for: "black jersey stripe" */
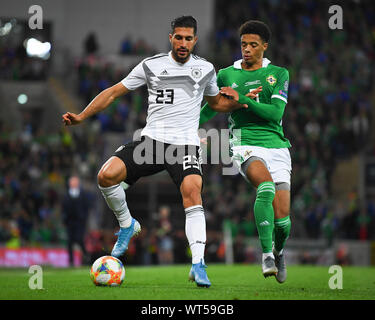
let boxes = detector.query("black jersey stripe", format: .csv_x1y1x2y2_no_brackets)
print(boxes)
192,54,207,61
144,53,168,62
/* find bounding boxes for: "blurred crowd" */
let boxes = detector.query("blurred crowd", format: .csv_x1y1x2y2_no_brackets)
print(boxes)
0,18,50,80
0,43,48,80
1,0,375,266
0,118,102,261
75,54,148,133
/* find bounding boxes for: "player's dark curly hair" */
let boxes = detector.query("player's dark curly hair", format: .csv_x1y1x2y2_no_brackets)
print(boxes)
171,16,197,35
239,20,271,43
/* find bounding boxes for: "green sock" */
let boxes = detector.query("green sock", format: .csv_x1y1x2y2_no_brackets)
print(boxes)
253,181,275,253
274,216,291,253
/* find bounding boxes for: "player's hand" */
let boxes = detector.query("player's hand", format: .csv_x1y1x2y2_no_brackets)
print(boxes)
62,112,83,126
220,87,247,108
200,137,207,145
220,87,239,100
246,86,262,99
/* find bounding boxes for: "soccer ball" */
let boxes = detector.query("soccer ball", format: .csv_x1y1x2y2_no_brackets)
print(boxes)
90,256,125,286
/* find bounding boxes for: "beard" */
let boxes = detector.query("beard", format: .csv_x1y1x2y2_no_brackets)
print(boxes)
172,47,190,63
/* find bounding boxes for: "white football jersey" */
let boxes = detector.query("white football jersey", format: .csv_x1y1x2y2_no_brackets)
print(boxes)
121,51,219,146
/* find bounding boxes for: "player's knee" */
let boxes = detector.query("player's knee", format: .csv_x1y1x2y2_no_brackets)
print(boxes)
97,166,118,188
274,206,290,219
183,186,201,203
256,181,276,203
181,183,202,206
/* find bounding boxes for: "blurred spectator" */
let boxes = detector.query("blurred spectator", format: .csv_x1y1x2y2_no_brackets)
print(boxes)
62,175,91,266
352,107,370,147
173,229,190,263
336,243,351,265
119,35,156,55
156,205,174,264
120,35,133,54
84,32,99,56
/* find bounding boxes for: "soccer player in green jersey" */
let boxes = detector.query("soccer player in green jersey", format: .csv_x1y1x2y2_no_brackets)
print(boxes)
200,21,291,282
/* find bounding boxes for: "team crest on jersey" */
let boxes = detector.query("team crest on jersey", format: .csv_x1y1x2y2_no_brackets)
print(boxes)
191,68,202,79
266,75,277,85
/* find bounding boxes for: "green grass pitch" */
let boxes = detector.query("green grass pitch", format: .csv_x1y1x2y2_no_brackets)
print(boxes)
0,264,374,300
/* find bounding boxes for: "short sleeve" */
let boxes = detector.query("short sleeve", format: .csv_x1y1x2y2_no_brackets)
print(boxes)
121,61,147,90
203,67,220,97
216,69,224,88
271,69,289,104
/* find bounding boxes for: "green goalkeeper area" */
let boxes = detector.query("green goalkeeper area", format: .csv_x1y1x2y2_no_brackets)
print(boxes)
0,264,374,300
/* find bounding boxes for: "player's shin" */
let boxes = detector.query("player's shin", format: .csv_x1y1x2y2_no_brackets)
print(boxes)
253,182,276,255
185,205,206,264
98,183,132,228
274,216,291,254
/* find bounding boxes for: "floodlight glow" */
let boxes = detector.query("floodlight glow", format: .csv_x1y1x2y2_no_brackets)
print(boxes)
0,22,12,36
25,38,51,59
17,94,28,104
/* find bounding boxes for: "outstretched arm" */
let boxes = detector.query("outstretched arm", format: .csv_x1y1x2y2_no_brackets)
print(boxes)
62,82,129,126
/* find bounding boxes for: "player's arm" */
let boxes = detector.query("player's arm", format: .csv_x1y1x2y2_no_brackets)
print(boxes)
200,68,261,124
237,90,286,123
203,68,247,114
199,102,217,125
62,83,129,126
204,93,248,113
200,87,261,125
63,60,147,126
200,68,245,120
220,87,285,123
220,70,289,123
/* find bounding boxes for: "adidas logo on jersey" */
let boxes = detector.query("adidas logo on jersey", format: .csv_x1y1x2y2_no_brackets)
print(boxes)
231,83,238,88
160,70,169,75
259,220,270,226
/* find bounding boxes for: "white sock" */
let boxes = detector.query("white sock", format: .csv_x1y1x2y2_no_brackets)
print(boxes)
185,205,206,264
262,252,275,262
99,184,132,228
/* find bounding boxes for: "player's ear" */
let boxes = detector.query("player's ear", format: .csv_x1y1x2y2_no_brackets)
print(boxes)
263,42,268,51
169,33,173,43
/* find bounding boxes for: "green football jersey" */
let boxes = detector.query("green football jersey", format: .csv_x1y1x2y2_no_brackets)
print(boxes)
201,58,291,148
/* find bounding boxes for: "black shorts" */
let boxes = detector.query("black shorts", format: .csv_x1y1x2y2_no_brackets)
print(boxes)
113,136,202,188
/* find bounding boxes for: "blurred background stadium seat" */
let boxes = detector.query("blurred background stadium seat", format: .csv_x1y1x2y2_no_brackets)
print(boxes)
0,0,374,267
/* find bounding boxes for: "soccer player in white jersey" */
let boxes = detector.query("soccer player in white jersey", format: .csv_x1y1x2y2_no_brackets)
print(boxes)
62,16,246,287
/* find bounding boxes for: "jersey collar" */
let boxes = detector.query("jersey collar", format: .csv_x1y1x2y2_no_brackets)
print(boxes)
233,58,271,69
